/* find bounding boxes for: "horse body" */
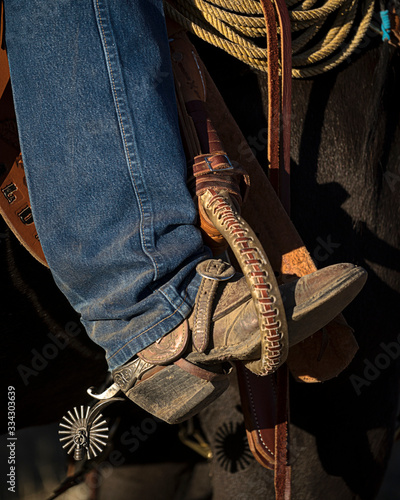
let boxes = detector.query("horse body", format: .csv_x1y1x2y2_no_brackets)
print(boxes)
288,42,400,498
1,26,400,500
198,38,400,499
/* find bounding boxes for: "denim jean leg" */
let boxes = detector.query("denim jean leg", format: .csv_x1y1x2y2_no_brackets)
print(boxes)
4,0,210,370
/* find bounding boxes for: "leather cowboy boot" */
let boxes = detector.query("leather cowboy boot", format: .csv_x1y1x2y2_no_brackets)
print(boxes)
106,259,367,424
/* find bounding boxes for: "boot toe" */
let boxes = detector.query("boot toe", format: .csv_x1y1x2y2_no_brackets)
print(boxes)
284,263,367,346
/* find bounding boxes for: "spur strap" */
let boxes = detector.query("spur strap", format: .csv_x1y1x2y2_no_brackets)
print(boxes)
138,259,236,365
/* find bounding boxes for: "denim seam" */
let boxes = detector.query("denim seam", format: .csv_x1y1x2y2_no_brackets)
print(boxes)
93,0,160,279
106,285,190,362
158,285,186,310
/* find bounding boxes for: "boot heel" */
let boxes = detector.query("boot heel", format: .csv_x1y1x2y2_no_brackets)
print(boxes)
126,362,230,424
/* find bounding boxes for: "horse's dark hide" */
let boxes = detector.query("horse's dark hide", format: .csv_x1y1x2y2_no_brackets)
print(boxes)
194,37,400,499
288,44,400,499
1,25,400,500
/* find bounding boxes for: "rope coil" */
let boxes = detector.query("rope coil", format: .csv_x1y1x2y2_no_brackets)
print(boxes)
165,0,376,77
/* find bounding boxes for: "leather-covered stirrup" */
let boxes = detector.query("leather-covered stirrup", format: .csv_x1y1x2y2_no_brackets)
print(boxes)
168,23,289,377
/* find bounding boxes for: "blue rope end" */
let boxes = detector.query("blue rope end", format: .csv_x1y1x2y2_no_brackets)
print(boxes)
380,10,391,42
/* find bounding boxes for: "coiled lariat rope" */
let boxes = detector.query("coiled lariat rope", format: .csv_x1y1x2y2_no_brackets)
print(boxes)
164,0,375,77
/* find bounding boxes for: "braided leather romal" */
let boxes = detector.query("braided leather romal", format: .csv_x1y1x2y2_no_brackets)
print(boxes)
200,188,288,376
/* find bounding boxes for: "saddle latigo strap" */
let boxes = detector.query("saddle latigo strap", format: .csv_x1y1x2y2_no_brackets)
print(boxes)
238,1,291,495
236,363,290,473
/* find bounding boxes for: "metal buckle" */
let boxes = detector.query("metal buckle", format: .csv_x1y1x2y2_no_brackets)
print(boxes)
196,259,236,281
204,154,234,172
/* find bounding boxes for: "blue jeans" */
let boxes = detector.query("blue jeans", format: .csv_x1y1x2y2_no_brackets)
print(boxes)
4,0,210,370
